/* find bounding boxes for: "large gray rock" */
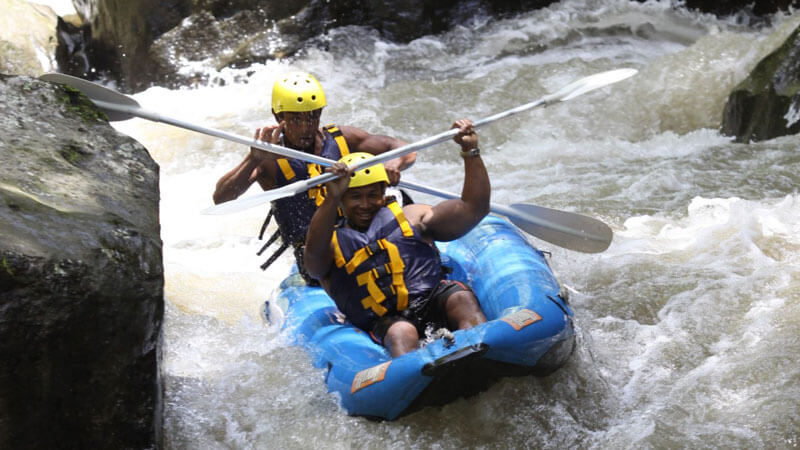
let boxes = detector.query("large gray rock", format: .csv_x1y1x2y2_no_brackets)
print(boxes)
721,24,800,142
70,0,307,91
65,0,799,92
0,74,163,448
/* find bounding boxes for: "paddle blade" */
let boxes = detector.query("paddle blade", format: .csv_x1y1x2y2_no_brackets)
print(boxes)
39,73,140,121
546,68,637,104
201,184,301,215
506,203,613,253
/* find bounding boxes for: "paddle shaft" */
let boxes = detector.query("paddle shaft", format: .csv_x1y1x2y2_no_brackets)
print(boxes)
397,180,610,245
44,69,635,204
91,100,335,166
41,71,618,251
254,68,637,197
275,98,551,194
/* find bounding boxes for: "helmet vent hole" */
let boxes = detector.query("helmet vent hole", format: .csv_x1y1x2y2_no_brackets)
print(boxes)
311,95,316,100
297,97,303,103
365,169,371,174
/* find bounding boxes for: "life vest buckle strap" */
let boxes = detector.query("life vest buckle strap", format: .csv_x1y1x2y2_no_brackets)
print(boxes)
276,158,296,181
324,124,350,156
372,263,391,279
324,124,343,137
365,240,384,256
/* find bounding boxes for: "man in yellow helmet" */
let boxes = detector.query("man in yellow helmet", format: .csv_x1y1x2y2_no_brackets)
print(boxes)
304,119,488,357
212,71,415,284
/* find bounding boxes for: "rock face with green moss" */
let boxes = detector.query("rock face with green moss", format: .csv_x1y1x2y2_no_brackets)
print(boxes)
721,24,800,142
0,74,163,448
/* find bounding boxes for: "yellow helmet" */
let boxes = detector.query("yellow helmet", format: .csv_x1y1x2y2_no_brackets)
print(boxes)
271,71,327,114
339,152,389,188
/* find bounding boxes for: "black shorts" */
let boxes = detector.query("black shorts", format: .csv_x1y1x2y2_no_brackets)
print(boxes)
371,280,472,344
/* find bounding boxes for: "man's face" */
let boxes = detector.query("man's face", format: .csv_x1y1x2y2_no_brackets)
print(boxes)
279,110,321,150
340,182,386,231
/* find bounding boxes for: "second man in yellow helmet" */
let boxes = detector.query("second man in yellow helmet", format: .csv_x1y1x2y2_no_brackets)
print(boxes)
303,119,489,357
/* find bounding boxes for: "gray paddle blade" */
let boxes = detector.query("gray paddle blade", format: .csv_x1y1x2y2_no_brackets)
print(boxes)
201,183,303,215
546,68,638,103
507,203,613,253
39,73,140,121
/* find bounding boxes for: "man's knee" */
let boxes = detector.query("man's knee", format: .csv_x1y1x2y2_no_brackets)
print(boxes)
383,320,419,357
444,291,486,328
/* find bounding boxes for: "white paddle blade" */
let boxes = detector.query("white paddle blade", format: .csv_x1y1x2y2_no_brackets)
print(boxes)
202,185,300,215
39,73,140,121
506,203,613,253
546,68,638,103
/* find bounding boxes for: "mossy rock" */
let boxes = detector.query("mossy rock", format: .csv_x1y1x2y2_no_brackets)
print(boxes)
721,24,800,142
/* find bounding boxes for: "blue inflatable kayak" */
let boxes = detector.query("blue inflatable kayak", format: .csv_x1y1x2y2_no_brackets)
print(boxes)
267,215,575,420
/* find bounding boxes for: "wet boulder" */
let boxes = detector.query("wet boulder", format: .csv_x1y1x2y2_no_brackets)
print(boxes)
721,23,800,142
67,0,562,92
67,0,798,92
0,74,163,448
70,0,305,92
0,0,59,76
69,0,194,91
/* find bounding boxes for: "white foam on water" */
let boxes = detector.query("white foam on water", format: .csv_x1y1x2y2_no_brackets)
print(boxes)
97,1,800,446
785,98,800,128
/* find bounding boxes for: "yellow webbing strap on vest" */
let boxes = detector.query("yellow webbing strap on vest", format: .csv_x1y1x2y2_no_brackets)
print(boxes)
385,241,408,311
386,201,414,237
357,271,389,316
343,240,385,274
277,158,296,181
332,231,347,269
305,125,348,206
325,124,350,156
355,239,408,315
307,163,327,206
329,204,413,314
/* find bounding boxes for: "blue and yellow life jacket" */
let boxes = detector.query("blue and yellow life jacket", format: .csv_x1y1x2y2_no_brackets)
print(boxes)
326,201,444,331
258,125,349,275
269,124,350,246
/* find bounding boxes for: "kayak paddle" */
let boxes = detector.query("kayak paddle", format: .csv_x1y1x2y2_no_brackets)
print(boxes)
39,70,629,252
38,73,334,166
398,180,612,253
201,68,637,210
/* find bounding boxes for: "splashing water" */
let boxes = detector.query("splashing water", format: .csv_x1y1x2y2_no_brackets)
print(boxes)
109,1,800,447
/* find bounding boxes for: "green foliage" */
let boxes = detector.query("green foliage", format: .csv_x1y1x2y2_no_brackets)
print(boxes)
59,142,90,166
2,257,14,276
56,85,108,123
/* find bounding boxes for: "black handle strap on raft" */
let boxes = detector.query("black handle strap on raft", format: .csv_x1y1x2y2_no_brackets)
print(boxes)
260,241,290,271
256,207,289,271
257,230,281,256
258,209,274,240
